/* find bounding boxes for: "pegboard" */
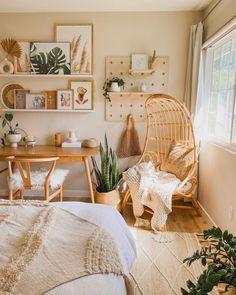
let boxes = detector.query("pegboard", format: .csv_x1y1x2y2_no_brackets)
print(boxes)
105,56,169,121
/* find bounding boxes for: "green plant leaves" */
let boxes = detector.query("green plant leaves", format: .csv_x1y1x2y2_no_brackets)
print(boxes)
30,44,71,75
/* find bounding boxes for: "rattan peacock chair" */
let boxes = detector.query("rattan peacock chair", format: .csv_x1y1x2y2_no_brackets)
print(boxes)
121,93,201,215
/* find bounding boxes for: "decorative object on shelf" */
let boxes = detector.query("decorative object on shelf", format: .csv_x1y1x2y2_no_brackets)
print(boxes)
24,135,36,147
44,90,57,109
117,114,141,158
55,132,62,147
62,141,82,147
140,83,147,92
67,129,78,143
57,90,73,110
14,89,30,109
55,24,93,75
82,138,98,148
0,58,14,74
182,226,236,295
150,50,158,69
0,113,21,147
70,80,94,110
26,93,46,109
14,41,30,74
30,42,71,75
1,83,24,109
103,77,125,101
131,53,149,70
0,38,21,75
94,134,121,209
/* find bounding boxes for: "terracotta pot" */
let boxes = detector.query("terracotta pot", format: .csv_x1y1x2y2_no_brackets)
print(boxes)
95,189,121,210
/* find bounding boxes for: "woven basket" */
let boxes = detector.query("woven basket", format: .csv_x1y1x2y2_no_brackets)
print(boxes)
95,189,121,210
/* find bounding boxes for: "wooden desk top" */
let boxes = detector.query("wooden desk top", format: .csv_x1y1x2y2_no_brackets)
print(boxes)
0,145,99,158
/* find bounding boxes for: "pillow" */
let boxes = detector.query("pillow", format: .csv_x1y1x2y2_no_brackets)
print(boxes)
161,141,195,180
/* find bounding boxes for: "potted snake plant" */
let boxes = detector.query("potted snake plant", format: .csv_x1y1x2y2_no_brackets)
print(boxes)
94,135,121,209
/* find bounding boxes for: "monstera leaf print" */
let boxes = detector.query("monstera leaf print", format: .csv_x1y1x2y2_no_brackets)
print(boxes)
30,43,71,75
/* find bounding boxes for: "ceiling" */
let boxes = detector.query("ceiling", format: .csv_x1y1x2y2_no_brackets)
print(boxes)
0,0,212,13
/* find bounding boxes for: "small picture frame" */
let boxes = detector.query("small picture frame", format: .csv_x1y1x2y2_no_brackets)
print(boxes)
57,90,73,110
131,54,149,70
14,41,31,74
26,93,46,109
70,80,93,110
44,90,57,109
14,89,30,109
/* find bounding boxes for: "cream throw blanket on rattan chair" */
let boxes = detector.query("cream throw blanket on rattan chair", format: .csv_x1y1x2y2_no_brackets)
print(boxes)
0,200,125,295
123,162,180,231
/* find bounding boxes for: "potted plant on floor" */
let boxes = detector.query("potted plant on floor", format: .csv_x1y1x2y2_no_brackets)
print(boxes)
103,77,125,101
94,134,121,209
182,226,236,295
1,113,21,147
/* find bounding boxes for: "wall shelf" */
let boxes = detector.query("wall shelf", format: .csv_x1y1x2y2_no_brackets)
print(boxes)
0,74,93,79
107,92,155,97
128,69,155,75
1,108,95,113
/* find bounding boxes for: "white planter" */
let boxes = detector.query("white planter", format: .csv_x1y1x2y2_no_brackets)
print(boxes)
0,58,14,74
6,134,22,147
110,82,121,92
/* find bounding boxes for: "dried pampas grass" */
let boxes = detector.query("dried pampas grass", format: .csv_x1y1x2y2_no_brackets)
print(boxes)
79,40,88,72
1,38,22,58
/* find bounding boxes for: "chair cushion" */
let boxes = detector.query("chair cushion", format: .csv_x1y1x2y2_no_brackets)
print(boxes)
161,141,195,180
8,168,69,191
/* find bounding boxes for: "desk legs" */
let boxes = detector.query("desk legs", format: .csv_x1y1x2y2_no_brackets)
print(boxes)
83,156,95,203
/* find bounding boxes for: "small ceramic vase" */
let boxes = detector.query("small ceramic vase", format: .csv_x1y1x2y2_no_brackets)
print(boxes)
110,82,121,92
140,83,147,92
0,58,14,74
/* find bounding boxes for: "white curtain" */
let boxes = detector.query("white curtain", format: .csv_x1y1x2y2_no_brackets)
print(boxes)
184,22,203,116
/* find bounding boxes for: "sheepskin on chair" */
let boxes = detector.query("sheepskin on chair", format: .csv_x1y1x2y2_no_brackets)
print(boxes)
8,168,69,191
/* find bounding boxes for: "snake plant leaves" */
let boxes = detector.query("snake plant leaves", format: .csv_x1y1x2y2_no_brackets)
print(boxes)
30,43,71,75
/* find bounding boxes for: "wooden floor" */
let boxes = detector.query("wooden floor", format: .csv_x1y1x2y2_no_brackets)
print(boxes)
123,203,212,233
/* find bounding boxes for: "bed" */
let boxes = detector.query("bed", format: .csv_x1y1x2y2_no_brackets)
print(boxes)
0,201,136,295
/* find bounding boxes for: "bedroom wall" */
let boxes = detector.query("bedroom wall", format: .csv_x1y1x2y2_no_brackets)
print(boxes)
0,11,201,197
199,1,236,234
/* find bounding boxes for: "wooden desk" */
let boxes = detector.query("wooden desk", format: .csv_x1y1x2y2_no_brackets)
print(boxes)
0,145,98,203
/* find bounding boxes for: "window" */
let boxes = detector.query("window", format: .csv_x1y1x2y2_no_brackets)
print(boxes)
205,29,236,145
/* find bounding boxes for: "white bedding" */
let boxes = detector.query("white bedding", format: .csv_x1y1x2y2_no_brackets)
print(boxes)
45,202,136,295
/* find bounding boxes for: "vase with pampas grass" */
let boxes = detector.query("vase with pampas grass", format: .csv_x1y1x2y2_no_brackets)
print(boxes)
0,38,21,74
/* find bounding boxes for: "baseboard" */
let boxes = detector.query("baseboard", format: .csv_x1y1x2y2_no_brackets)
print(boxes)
198,200,217,227
0,189,90,200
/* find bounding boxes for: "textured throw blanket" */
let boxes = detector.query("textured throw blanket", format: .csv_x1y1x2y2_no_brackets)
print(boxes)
0,200,124,295
123,162,180,231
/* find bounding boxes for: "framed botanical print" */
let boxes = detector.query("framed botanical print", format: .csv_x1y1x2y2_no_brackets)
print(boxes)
30,42,71,75
26,93,46,109
69,80,93,110
55,24,93,75
14,41,30,74
14,89,30,109
57,90,73,110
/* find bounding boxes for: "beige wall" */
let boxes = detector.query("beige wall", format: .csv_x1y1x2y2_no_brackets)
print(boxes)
199,1,236,234
0,12,201,196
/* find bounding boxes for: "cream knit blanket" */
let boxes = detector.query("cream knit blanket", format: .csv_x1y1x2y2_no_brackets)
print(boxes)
0,200,124,295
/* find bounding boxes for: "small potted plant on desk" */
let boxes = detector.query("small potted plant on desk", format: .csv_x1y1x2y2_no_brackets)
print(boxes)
103,77,125,101
94,135,121,209
1,113,21,147
182,226,236,295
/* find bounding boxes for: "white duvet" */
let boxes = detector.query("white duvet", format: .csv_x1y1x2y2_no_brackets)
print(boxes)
45,202,137,295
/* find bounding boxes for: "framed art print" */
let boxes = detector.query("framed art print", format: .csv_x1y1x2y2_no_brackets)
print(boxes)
131,54,149,70
14,41,30,74
14,89,30,109
44,90,57,109
56,24,93,75
26,93,46,109
57,90,73,110
70,80,93,110
30,42,71,75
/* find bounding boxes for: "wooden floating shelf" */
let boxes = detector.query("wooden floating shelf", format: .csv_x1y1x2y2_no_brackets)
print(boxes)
1,109,95,113
128,69,155,75
108,92,155,97
0,74,93,79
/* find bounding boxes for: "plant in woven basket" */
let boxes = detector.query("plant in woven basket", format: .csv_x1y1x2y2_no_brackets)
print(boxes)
103,77,125,101
0,38,22,58
181,226,236,295
94,134,120,193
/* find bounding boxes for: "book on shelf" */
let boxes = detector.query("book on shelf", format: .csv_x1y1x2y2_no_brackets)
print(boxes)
61,141,82,148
